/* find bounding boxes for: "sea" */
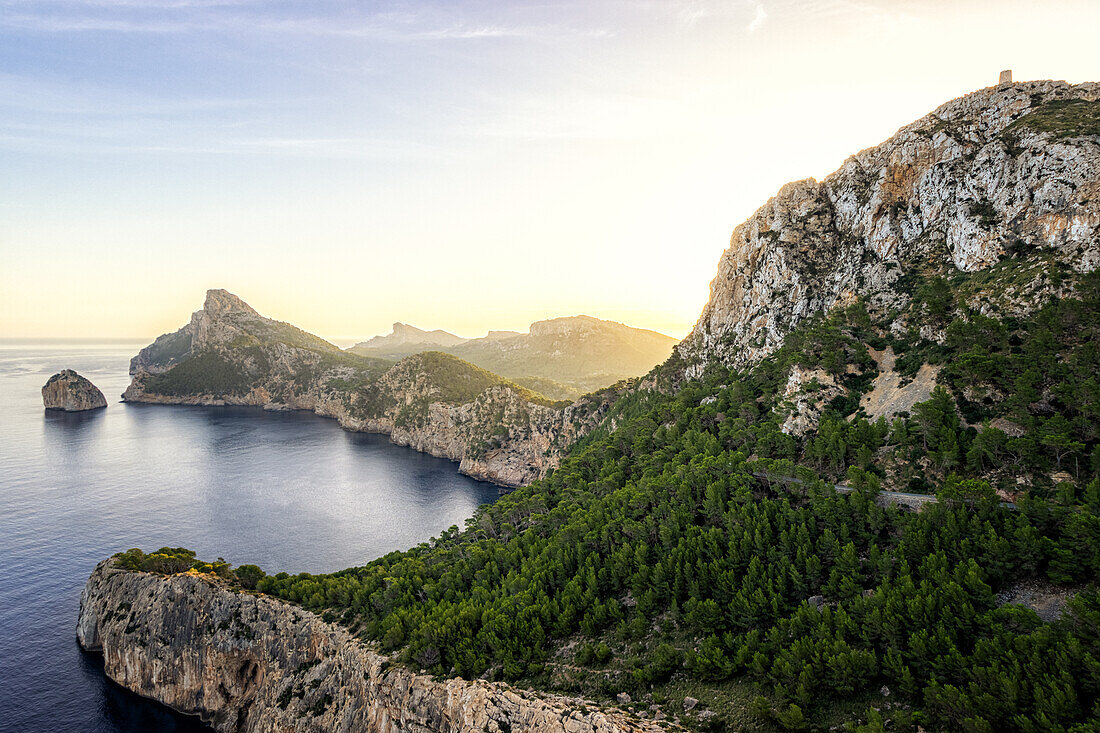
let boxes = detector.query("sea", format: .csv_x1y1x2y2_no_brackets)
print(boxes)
0,340,500,732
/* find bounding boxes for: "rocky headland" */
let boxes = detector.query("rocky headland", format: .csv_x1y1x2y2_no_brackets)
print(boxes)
122,81,1100,484
42,369,107,411
77,559,668,733
122,290,623,487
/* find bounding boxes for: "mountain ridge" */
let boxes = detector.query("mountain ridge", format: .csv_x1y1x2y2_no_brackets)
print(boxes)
351,315,677,400
678,79,1100,377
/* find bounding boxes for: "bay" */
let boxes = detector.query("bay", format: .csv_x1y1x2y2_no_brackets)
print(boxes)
0,340,499,732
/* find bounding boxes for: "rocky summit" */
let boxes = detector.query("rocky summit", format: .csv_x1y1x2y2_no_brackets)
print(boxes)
41,370,107,412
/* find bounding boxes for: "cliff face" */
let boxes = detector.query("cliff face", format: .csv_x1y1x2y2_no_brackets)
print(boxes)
42,369,108,411
679,80,1100,376
332,357,618,487
124,291,617,487
77,560,666,733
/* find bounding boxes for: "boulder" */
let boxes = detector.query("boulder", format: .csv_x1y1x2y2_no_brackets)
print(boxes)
42,370,107,412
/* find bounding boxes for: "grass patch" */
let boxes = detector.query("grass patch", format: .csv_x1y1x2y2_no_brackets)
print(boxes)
414,351,564,408
1004,98,1100,140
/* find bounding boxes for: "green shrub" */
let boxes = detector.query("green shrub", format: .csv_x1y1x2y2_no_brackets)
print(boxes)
235,564,266,589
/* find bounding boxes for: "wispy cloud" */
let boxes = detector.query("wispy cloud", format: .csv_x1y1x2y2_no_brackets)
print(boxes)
0,12,197,33
0,3,600,42
747,4,768,32
0,72,259,116
0,126,443,160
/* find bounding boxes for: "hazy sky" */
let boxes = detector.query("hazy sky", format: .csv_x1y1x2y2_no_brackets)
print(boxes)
1,0,1098,342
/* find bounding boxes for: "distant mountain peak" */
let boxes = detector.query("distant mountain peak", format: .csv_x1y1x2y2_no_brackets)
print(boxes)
203,289,259,318
354,323,467,351
527,315,670,340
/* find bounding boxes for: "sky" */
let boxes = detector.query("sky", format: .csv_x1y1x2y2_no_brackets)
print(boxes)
1,0,1098,343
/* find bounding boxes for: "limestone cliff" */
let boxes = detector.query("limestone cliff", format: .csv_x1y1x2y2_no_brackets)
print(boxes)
42,369,108,411
77,559,667,733
124,291,618,487
679,80,1100,376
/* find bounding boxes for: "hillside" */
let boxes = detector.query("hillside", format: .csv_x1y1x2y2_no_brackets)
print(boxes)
124,290,617,486
91,80,1100,732
351,315,678,400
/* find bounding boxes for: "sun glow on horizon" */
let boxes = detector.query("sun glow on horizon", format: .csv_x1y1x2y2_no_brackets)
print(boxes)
2,0,1098,341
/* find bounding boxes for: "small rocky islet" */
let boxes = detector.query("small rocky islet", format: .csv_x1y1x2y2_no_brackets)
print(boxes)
41,370,107,412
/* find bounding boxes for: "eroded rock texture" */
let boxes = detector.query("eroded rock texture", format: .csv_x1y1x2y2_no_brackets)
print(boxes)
42,369,107,411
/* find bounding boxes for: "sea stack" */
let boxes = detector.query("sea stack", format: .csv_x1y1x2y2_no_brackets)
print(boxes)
42,370,107,412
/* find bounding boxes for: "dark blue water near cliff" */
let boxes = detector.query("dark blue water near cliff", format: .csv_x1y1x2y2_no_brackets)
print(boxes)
0,340,500,732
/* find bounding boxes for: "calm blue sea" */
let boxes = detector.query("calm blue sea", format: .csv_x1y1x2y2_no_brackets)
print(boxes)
0,340,500,732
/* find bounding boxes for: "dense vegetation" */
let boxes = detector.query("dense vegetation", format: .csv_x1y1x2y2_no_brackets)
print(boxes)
144,351,255,396
130,268,1100,730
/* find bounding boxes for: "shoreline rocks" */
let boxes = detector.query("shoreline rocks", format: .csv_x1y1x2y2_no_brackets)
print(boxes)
42,370,107,412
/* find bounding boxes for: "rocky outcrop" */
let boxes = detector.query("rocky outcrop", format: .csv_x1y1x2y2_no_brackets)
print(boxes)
42,370,107,411
77,560,668,733
679,80,1100,376
778,366,844,436
335,381,615,488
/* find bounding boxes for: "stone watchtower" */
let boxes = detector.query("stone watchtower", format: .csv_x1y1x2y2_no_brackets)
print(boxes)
999,69,1013,85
